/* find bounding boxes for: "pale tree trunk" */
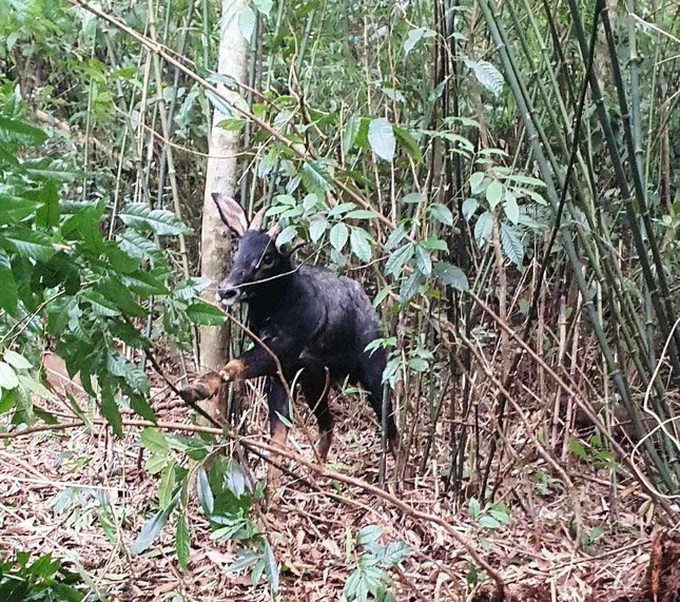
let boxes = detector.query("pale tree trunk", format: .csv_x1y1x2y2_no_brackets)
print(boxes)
200,0,248,375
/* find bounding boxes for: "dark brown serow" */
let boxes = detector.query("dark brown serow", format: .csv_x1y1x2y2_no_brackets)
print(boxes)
179,194,399,479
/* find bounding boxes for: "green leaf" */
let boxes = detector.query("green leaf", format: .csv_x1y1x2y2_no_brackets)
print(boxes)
429,203,453,226
462,198,478,221
119,204,190,236
35,181,60,229
196,466,214,515
0,116,48,144
158,464,175,509
140,428,170,455
186,302,227,326
1,228,54,261
130,492,180,554
485,179,504,209
393,125,423,163
474,211,493,247
465,59,504,97
468,497,481,519
329,222,349,252
263,541,279,593
309,218,327,243
0,259,17,314
434,261,469,292
384,243,413,278
504,193,520,225
469,172,486,195
399,270,421,301
100,385,123,438
275,225,297,248
500,223,524,267
301,160,333,193
403,27,436,55
478,515,501,529
414,245,432,276
4,351,32,370
357,525,382,545
368,117,395,162
401,192,425,204
350,227,372,263
345,210,376,219
0,362,19,390
343,113,361,155
176,515,191,570
238,5,256,42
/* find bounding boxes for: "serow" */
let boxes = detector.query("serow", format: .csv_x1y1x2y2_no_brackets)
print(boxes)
179,193,399,476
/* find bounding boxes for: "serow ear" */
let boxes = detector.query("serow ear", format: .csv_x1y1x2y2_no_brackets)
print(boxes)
249,206,267,231
211,193,248,237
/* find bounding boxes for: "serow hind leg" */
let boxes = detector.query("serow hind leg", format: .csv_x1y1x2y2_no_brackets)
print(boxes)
300,366,334,463
266,377,290,487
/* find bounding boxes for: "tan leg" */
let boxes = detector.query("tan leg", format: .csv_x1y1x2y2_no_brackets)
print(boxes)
316,429,333,463
267,418,289,487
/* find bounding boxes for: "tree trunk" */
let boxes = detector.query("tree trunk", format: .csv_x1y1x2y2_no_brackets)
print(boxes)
200,0,248,375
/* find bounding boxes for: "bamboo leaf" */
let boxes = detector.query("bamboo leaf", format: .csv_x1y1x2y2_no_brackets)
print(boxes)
368,118,395,162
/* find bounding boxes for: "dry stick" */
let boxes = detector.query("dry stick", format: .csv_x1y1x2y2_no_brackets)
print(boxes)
466,291,679,524
1,415,503,590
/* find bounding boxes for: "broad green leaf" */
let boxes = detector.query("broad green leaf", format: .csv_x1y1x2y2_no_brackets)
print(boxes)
469,172,486,195
0,269,18,314
130,492,180,554
399,270,421,301
130,394,156,421
343,113,361,155
35,181,60,229
275,225,297,248
114,231,155,265
368,117,395,162
350,227,372,263
474,211,493,247
4,350,32,370
238,5,256,42
119,204,190,236
140,428,170,455
196,466,214,515
384,243,413,278
158,464,175,509
0,116,48,144
504,193,520,225
434,261,469,292
377,541,412,567
186,301,227,326
468,497,481,518
403,27,436,55
429,203,453,226
414,245,432,276
301,160,333,193
80,291,120,317
263,541,279,593
357,525,382,545
401,192,425,204
329,222,349,252
100,385,123,438
309,218,327,243
0,362,19,390
176,515,191,570
500,223,524,267
175,514,191,571
465,59,504,97
462,198,478,221
393,125,423,163
1,229,54,261
485,179,504,209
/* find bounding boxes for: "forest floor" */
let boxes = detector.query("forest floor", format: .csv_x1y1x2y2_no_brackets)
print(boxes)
1,356,679,602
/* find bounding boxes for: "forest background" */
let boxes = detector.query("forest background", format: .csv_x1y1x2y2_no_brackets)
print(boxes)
0,0,679,600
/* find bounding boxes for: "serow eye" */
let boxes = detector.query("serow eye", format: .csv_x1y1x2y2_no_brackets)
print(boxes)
261,252,274,267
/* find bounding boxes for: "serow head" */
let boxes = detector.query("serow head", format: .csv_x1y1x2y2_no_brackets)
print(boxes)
212,193,284,307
